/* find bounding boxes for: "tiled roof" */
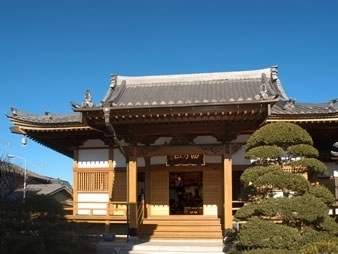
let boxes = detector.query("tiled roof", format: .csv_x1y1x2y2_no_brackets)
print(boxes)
6,183,72,200
26,183,71,196
102,66,286,108
271,99,338,115
3,164,72,201
6,108,82,124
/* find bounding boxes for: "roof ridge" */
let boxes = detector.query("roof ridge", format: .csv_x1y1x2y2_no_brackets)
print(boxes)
111,66,276,86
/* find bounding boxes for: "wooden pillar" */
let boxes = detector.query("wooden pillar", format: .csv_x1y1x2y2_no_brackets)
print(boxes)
223,144,233,229
144,157,151,218
108,148,115,200
128,157,138,235
73,149,79,216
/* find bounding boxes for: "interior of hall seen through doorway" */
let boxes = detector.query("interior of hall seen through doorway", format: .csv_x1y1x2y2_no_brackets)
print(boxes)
169,172,203,215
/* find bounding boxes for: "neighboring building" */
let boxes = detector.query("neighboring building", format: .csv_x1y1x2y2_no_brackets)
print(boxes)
6,66,338,240
0,161,72,203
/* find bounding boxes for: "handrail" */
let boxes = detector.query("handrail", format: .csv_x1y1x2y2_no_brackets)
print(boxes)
62,201,129,219
62,200,146,228
137,199,145,225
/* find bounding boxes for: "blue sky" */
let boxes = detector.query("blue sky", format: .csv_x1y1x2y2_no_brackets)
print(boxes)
1,0,337,185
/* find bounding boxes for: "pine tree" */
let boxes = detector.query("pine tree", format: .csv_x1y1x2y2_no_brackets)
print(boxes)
233,122,338,252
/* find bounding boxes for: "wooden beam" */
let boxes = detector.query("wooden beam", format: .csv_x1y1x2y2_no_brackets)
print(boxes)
125,143,242,157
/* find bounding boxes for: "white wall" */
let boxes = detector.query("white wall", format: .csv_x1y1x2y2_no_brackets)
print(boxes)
113,135,253,166
113,148,125,168
78,148,109,168
80,139,107,148
77,193,110,215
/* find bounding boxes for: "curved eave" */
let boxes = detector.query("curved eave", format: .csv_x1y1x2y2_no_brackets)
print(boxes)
6,112,83,126
23,127,103,158
267,112,338,158
74,98,279,126
9,123,94,133
6,110,93,132
21,129,98,158
7,116,100,158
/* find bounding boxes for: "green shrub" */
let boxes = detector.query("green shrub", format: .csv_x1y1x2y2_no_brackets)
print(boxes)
237,218,301,250
227,247,297,254
309,184,335,205
298,238,338,254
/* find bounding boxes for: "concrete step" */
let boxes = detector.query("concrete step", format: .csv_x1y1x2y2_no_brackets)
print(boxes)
138,231,223,239
129,242,225,254
138,215,223,240
140,224,221,232
97,239,225,254
142,220,222,226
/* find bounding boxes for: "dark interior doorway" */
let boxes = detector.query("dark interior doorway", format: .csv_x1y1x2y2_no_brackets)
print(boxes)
169,172,203,215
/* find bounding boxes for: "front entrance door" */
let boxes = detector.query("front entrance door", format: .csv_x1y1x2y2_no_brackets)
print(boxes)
169,172,203,215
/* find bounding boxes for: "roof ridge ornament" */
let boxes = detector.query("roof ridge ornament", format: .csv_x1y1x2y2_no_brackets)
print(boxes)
254,73,269,100
45,111,52,119
11,107,17,116
82,90,94,108
283,98,296,110
110,74,118,90
270,65,278,81
328,99,337,109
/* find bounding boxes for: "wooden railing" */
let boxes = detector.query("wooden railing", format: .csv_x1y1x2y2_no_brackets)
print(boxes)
232,200,245,215
62,201,128,223
62,200,145,226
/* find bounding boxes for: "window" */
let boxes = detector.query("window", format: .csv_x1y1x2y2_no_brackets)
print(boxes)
77,171,109,191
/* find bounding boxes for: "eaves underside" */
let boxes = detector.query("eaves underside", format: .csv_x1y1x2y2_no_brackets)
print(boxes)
267,114,338,123
10,125,94,134
109,109,267,122
83,101,275,124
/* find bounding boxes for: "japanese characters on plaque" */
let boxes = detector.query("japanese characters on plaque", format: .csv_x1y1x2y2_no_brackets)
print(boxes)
166,154,205,166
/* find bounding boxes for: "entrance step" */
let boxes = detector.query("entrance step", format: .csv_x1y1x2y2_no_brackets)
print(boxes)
97,239,225,254
138,215,223,240
129,239,225,254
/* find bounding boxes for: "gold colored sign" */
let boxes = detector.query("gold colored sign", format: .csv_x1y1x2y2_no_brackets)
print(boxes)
166,154,205,166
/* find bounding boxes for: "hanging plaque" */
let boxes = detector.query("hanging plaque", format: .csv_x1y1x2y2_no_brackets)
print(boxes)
166,154,205,166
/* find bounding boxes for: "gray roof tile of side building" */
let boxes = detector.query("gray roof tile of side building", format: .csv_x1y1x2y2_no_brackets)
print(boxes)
6,183,72,200
2,163,73,200
102,66,286,107
28,170,73,191
272,99,338,115
6,108,82,124
25,183,72,196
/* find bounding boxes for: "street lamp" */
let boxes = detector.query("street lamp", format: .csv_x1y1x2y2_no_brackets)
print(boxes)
7,154,27,202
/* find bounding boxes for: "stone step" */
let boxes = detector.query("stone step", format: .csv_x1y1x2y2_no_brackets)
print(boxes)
143,215,219,221
97,239,225,254
138,215,223,240
138,232,223,239
141,222,221,231
142,219,221,226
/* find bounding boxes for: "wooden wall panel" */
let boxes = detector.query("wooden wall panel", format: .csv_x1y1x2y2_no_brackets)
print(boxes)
150,170,169,215
203,169,223,216
151,170,169,204
112,170,127,201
